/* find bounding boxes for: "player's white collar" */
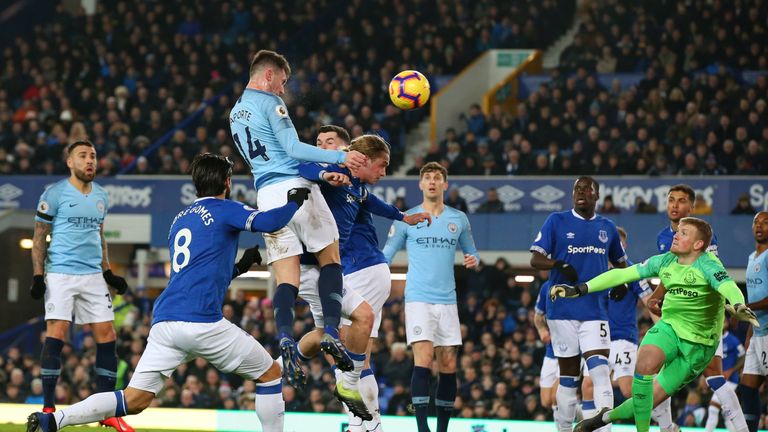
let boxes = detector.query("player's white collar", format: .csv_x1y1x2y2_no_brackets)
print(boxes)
194,197,218,203
571,209,597,220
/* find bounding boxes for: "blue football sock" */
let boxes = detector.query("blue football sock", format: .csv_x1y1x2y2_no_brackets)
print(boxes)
273,283,298,340
95,341,118,393
411,366,432,432
318,264,343,331
41,337,63,409
436,373,456,432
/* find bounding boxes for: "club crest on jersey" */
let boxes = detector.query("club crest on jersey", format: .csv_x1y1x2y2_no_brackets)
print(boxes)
388,225,396,237
275,105,288,118
448,223,458,233
684,271,697,285
598,230,608,243
756,263,761,273
38,201,49,212
96,200,105,213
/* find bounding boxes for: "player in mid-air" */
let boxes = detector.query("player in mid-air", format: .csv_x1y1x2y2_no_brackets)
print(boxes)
551,217,759,432
383,162,479,432
530,176,627,432
736,211,768,432
298,132,431,430
30,140,132,432
26,154,308,432
650,184,747,431
229,50,368,385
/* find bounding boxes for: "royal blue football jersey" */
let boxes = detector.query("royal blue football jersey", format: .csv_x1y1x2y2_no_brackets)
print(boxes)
531,210,626,321
153,198,297,325
721,331,745,384
299,162,403,275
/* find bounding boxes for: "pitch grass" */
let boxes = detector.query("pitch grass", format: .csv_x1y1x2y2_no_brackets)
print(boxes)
1,425,214,432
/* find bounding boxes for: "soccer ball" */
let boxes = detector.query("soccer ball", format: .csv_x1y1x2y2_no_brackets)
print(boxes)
388,70,431,110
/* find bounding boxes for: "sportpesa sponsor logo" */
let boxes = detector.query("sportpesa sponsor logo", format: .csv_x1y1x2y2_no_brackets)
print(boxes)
567,245,606,254
667,287,699,297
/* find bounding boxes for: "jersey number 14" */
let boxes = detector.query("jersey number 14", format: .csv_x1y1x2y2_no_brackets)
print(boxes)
234,126,269,165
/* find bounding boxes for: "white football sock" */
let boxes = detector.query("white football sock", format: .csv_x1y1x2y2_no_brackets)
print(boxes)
255,378,285,432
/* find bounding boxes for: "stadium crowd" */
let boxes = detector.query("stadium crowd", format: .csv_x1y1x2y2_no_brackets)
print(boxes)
0,0,572,176
421,0,768,176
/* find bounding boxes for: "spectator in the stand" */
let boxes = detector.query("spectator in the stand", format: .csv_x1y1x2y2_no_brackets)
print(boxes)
382,343,412,387
407,155,426,176
692,194,713,215
634,197,657,214
731,193,757,215
446,186,469,213
462,104,487,137
475,188,505,214
599,195,621,214
504,149,522,176
394,197,408,212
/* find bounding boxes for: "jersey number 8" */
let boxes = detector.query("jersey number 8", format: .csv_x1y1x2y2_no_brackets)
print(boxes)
172,228,192,272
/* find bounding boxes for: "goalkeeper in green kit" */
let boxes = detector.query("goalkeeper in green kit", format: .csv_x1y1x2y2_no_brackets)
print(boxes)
551,217,759,432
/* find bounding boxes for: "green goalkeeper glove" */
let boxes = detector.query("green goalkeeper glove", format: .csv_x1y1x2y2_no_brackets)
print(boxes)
725,303,760,327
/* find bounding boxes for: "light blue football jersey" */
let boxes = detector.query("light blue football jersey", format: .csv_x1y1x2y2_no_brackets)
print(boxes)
747,250,768,336
382,205,479,304
229,89,347,189
35,179,109,274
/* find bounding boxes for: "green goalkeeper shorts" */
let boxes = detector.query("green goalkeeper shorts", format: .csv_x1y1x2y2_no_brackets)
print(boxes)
641,319,718,395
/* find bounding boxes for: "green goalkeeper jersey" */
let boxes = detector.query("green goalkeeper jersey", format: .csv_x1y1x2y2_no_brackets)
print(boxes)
586,252,744,346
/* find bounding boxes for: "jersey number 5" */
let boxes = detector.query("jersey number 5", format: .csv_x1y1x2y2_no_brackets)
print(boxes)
172,228,192,272
234,126,269,164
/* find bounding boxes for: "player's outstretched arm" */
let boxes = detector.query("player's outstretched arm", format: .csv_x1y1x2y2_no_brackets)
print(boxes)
249,188,310,233
551,265,644,301
382,221,407,264
298,162,350,186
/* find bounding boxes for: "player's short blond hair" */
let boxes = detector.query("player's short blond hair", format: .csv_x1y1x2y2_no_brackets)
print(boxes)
249,50,291,78
348,135,390,160
679,217,713,251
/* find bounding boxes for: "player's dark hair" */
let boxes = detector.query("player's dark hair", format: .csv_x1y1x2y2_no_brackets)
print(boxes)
249,50,291,78
317,125,351,145
190,153,233,198
679,217,712,251
67,140,95,155
575,176,599,193
420,161,448,181
349,134,390,159
668,184,695,202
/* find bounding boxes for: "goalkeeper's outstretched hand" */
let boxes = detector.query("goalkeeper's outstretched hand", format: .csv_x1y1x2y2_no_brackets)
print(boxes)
550,283,588,301
609,283,629,301
726,303,760,327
